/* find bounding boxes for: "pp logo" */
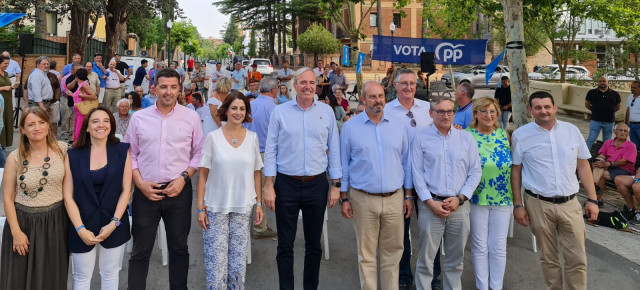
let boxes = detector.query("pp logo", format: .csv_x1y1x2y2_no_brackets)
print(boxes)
435,43,465,63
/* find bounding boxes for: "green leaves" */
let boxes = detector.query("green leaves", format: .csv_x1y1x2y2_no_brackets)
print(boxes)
297,23,341,56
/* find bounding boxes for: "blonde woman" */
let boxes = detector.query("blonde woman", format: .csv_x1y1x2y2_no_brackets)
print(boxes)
465,97,512,290
203,76,232,137
1,107,69,289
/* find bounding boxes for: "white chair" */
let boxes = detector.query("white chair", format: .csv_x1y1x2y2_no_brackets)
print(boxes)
246,230,252,264
298,208,330,260
507,195,537,252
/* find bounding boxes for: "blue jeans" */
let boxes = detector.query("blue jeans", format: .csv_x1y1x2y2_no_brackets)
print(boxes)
499,111,511,130
585,120,614,151
629,123,640,150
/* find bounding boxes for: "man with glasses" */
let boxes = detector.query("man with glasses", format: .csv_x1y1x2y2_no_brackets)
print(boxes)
411,95,481,290
591,123,636,207
453,82,474,129
383,68,435,290
624,80,640,148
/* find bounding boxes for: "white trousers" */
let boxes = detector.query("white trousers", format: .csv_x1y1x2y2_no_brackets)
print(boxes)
470,204,512,290
71,244,125,290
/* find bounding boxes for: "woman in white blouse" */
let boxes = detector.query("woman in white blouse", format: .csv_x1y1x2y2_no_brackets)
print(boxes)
196,91,263,289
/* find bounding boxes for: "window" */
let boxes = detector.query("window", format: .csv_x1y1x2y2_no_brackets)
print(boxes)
370,13,377,27
393,13,401,28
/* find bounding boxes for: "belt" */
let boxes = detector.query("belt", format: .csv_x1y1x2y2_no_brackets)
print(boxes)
630,122,640,125
431,193,454,201
282,173,324,182
29,99,53,104
525,189,575,204
354,188,398,197
106,87,120,90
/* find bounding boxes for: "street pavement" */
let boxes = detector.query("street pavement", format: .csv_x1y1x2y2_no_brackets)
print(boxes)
1,88,639,289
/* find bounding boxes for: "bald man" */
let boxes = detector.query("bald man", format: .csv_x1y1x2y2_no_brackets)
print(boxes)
585,76,621,150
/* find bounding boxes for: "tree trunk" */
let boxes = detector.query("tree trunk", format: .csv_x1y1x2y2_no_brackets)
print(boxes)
376,0,382,36
34,0,47,38
276,5,282,54
281,0,287,53
501,0,530,128
422,0,428,37
104,0,128,63
292,15,298,52
68,5,92,61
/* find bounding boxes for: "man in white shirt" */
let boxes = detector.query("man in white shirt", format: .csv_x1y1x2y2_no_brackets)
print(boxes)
312,59,324,77
277,60,293,92
511,91,599,290
411,95,482,290
209,62,229,92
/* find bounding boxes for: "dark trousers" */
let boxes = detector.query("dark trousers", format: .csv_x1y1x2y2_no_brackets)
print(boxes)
399,192,442,287
128,180,193,290
275,173,329,290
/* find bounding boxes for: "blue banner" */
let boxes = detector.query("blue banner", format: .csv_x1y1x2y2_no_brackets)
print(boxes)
342,45,350,66
372,35,488,65
356,52,366,74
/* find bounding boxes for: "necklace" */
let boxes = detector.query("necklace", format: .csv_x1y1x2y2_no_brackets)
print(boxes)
19,148,51,198
226,126,239,145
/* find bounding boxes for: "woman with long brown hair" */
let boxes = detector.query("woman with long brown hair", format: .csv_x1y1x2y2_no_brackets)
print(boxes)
1,107,69,289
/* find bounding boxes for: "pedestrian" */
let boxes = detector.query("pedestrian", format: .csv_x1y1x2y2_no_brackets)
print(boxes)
210,62,229,93
277,60,293,92
103,60,124,113
61,63,83,141
127,91,143,114
465,97,513,290
263,67,342,290
333,84,350,112
383,68,437,290
592,123,636,206
203,76,231,137
494,76,512,129
380,68,394,102
453,82,474,129
45,70,61,137
0,56,18,149
339,81,413,290
245,77,279,239
330,65,348,92
91,54,107,103
585,76,621,150
511,91,599,290
412,95,481,290
317,67,331,99
327,94,348,130
62,53,82,76
231,61,247,92
64,107,132,289
313,59,324,77
0,107,69,290
247,63,262,88
196,92,263,289
624,80,640,148
194,62,207,97
132,59,150,88
277,84,292,104
114,53,132,97
85,62,101,102
72,68,98,141
142,86,157,109
125,68,203,289
113,98,131,138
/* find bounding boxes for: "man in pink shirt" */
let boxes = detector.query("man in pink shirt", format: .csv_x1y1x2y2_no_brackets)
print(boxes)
592,123,636,206
125,68,204,289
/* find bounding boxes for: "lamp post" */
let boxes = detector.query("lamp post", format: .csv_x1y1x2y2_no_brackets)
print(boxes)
167,20,173,64
389,22,396,63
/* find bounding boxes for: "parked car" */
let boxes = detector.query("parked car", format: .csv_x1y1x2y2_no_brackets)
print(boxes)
110,56,155,95
248,58,274,75
440,64,510,89
227,55,249,71
528,64,592,80
603,67,640,81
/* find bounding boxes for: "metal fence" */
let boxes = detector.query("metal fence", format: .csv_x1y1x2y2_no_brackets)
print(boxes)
84,38,106,62
33,38,66,55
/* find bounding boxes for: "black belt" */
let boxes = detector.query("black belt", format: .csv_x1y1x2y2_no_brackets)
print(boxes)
281,172,324,182
29,99,53,104
630,122,640,125
431,193,454,201
354,188,398,197
106,87,120,90
525,189,575,204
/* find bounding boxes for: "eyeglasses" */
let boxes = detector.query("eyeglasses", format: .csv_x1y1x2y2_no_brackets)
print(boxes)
478,110,498,116
397,81,417,88
435,110,455,116
615,129,629,133
406,111,417,127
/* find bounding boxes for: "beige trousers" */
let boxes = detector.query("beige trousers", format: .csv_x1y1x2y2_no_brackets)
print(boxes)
524,193,587,290
350,188,404,290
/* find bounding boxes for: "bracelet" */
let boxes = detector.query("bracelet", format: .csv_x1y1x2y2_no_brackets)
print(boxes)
196,206,207,213
404,195,415,200
514,204,524,209
75,225,85,232
111,217,121,227
634,178,639,184
586,198,599,205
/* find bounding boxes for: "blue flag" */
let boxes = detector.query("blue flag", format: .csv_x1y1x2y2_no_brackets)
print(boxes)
486,49,506,85
372,35,487,65
342,46,350,66
356,52,366,74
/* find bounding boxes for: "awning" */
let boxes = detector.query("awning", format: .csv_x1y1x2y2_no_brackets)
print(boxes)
0,13,27,29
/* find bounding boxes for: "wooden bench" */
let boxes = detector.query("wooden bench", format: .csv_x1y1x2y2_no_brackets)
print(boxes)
589,140,640,189
430,81,453,98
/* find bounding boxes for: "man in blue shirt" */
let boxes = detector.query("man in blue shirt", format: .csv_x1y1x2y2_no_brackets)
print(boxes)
231,61,247,92
246,76,279,239
263,68,342,290
62,53,82,76
133,59,150,87
339,81,413,290
92,53,108,102
453,82,474,128
142,86,157,109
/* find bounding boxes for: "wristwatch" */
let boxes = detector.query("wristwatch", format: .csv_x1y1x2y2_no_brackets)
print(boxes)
339,197,349,204
181,171,190,182
332,181,341,188
457,195,465,206
111,217,121,227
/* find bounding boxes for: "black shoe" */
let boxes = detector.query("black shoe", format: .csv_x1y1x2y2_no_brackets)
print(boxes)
399,282,411,290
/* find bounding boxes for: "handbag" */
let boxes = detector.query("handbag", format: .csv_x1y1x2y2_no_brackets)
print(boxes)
75,99,99,116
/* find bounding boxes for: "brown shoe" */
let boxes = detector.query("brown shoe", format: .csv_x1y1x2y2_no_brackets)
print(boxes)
253,227,277,239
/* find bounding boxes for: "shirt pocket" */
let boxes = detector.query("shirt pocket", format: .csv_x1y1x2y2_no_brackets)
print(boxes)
559,145,579,170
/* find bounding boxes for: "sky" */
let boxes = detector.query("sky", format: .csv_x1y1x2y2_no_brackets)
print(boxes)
177,0,228,39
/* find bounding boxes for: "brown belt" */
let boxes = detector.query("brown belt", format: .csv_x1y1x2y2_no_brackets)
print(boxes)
355,188,398,197
283,173,324,182
106,87,120,90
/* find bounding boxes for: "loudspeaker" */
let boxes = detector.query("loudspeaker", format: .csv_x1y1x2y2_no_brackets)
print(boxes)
17,33,34,56
420,52,436,75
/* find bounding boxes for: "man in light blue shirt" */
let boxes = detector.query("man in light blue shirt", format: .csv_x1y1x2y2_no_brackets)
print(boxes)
277,60,293,91
411,95,482,290
263,67,341,290
339,81,413,290
453,82,474,129
2,51,21,79
92,53,108,102
245,76,278,238
142,86,157,109
231,61,247,92
61,53,82,76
